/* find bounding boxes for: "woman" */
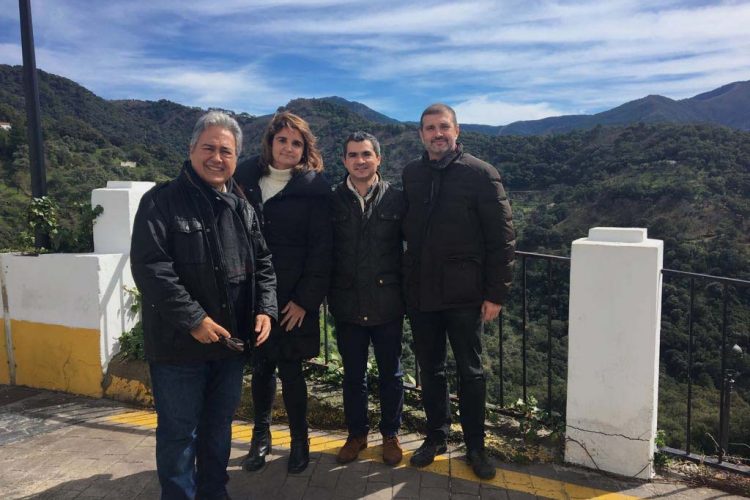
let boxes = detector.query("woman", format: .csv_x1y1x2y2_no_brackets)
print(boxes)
234,111,332,474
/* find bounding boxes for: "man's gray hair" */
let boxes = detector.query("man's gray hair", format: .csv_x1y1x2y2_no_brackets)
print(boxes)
343,131,381,157
190,111,243,156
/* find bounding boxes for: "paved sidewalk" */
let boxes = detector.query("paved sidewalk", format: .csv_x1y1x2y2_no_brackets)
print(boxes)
0,385,742,499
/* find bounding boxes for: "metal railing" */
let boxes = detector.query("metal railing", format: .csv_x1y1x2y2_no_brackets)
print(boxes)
316,250,572,418
498,251,570,415
314,256,750,476
660,268,749,474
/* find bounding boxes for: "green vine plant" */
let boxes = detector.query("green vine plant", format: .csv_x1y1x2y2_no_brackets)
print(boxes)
653,429,670,467
118,286,145,360
509,396,550,441
11,196,103,253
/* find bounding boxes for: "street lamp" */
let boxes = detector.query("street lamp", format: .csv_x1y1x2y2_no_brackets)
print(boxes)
18,0,48,248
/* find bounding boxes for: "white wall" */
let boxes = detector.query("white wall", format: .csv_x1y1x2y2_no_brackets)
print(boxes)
92,181,154,255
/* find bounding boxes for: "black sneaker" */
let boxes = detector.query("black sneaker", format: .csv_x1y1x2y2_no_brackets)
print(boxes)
466,448,496,480
409,438,447,467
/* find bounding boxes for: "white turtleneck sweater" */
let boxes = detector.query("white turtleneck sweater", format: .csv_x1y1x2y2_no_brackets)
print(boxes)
259,165,293,202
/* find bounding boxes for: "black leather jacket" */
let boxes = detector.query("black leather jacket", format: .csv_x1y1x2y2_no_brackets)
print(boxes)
131,163,277,362
329,178,405,326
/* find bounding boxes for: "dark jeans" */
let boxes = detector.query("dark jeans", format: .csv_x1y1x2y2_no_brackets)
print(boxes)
251,355,308,441
336,319,404,437
409,306,486,450
150,356,245,500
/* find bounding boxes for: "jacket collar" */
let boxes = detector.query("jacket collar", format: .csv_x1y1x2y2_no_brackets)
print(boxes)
179,160,242,199
422,143,463,171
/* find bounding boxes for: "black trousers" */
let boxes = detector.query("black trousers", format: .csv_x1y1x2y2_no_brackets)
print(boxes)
409,306,486,450
251,354,308,442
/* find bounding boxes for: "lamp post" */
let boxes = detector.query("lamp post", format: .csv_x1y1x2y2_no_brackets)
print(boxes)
18,0,48,248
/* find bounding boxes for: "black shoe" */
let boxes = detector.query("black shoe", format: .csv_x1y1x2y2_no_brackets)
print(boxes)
409,438,447,467
242,428,272,472
466,448,496,480
287,439,310,473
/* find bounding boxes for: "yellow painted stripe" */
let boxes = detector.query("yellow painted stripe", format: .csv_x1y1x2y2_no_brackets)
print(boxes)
104,410,640,499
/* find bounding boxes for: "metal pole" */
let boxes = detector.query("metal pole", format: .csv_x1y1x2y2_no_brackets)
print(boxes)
19,0,48,248
323,299,329,364
522,255,527,403
718,283,729,462
547,259,553,414
719,372,733,463
498,308,504,406
686,277,695,454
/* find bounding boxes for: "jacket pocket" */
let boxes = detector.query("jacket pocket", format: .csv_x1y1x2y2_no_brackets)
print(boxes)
170,217,207,264
442,255,482,305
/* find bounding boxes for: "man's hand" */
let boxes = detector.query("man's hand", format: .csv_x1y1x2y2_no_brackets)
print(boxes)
481,300,502,322
254,314,272,346
279,301,306,332
190,316,230,343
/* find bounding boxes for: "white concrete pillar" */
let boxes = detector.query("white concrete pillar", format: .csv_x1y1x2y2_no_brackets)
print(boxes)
91,181,155,254
565,227,663,479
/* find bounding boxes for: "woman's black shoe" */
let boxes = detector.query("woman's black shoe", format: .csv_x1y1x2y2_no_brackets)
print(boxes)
287,439,310,473
242,428,272,472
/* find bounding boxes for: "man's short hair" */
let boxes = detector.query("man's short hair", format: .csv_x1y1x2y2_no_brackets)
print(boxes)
343,131,381,157
419,103,458,129
190,111,243,156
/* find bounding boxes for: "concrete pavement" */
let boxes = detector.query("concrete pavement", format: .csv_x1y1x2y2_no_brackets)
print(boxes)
0,385,742,499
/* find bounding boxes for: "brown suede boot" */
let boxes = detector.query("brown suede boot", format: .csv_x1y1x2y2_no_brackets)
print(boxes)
382,435,403,466
336,434,368,464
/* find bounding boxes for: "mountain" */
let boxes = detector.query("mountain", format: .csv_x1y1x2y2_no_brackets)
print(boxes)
319,96,399,124
498,81,750,135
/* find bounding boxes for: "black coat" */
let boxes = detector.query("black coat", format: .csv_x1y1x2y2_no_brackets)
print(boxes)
402,145,516,311
329,178,405,326
235,156,333,360
131,164,277,363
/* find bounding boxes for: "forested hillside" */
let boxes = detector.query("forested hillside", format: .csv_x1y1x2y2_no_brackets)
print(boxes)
1,64,748,458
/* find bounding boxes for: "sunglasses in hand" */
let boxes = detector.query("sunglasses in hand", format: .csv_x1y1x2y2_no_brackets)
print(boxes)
219,336,245,353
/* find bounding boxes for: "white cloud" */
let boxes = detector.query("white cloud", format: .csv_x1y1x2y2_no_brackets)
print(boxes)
453,96,565,125
2,0,749,123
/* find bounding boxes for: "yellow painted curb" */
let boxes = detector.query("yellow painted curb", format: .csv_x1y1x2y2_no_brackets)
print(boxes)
12,320,102,397
104,410,641,499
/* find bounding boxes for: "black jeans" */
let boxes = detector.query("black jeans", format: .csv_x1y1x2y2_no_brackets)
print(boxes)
335,319,404,437
251,355,308,441
408,306,486,450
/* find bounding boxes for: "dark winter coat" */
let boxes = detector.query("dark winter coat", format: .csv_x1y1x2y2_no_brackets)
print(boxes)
329,178,405,326
131,163,278,363
234,156,333,360
401,145,516,311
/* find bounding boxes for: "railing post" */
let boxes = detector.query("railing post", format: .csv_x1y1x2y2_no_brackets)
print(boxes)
522,255,528,403
719,372,734,463
565,227,663,479
546,259,553,414
686,277,695,455
323,299,329,364
498,308,504,406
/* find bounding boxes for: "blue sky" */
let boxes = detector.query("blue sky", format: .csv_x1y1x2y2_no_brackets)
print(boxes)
1,0,749,125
